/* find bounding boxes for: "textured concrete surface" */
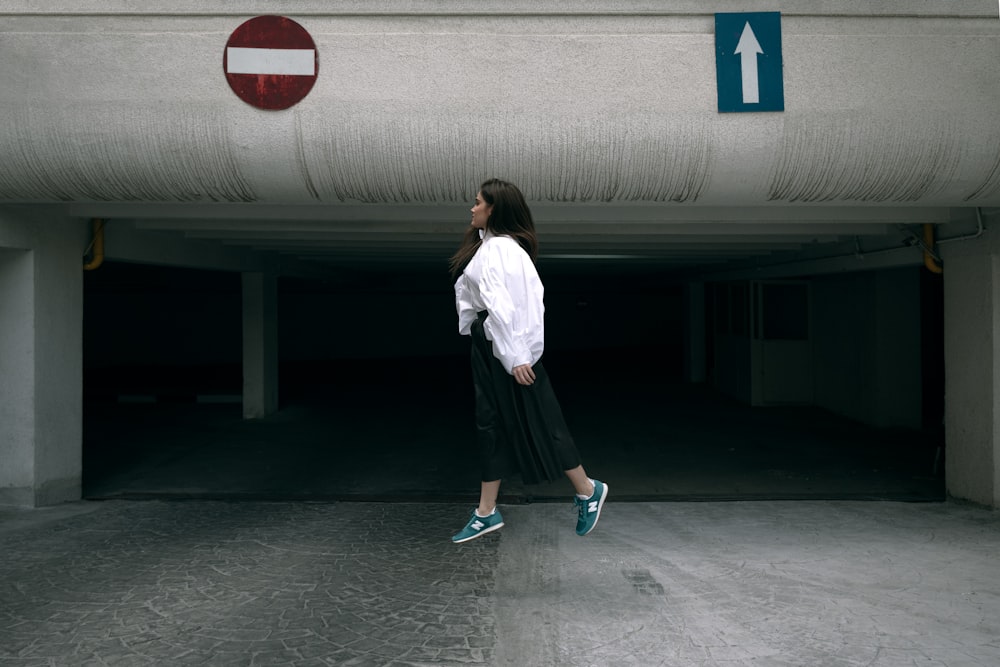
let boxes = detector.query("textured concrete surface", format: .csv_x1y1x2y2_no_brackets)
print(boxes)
2,499,999,666
2,3,998,206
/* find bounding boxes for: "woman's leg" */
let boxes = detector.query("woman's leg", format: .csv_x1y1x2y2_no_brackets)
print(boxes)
478,480,501,515
453,314,508,543
564,465,594,497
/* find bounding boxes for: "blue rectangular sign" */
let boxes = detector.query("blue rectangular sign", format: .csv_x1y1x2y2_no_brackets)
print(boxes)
715,12,784,112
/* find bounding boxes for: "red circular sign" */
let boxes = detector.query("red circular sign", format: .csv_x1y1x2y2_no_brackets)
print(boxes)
223,15,318,110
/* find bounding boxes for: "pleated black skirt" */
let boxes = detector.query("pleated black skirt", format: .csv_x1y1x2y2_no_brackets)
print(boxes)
471,311,581,484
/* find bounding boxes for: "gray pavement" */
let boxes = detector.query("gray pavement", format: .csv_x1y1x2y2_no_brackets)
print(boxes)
2,498,999,666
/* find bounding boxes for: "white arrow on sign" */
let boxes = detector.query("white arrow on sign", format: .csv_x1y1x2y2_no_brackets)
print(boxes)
734,21,763,104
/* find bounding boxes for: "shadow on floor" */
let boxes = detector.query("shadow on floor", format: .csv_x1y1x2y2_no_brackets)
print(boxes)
82,354,945,504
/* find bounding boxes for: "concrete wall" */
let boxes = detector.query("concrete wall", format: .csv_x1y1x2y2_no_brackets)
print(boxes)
0,207,87,506
812,268,923,429
941,213,1000,507
0,1,997,208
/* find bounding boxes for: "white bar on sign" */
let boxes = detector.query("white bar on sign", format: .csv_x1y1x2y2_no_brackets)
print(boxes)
226,47,315,75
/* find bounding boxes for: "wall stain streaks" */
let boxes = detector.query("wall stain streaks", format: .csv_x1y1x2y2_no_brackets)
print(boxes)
964,145,1000,202
294,116,322,201
0,108,255,203
298,112,712,204
768,116,962,203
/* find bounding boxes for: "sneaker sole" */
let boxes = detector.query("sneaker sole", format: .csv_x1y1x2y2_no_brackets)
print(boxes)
452,521,504,544
578,483,608,536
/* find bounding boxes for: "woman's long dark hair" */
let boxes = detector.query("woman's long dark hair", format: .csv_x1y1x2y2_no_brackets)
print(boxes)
448,178,539,279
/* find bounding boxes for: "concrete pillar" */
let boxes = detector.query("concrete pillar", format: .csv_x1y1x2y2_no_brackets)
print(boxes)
242,270,278,419
941,217,1000,507
683,281,706,383
0,247,35,505
0,209,87,507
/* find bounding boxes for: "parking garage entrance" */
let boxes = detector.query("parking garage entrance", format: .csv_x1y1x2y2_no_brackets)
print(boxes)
81,260,945,504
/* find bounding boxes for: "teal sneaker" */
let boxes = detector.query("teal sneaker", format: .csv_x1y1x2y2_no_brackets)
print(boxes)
575,479,608,536
452,509,504,543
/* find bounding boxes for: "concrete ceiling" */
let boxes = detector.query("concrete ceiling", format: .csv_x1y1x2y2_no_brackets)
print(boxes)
69,201,973,282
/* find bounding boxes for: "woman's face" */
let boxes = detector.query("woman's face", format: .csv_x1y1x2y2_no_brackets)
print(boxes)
470,192,493,230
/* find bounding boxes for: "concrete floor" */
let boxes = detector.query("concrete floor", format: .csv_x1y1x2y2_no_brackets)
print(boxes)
1,499,999,666
0,357,984,666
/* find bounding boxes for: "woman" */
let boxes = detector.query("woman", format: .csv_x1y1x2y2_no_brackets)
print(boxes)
449,178,607,543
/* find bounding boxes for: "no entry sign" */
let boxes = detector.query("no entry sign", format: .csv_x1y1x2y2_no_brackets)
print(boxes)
223,15,318,110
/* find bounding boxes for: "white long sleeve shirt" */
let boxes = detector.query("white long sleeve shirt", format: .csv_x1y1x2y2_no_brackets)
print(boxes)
454,231,545,374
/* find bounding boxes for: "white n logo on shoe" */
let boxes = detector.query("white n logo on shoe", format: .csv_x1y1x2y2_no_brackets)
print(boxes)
588,501,598,513
471,520,485,530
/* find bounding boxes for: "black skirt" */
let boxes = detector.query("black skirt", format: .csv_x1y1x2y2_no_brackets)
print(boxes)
471,311,581,484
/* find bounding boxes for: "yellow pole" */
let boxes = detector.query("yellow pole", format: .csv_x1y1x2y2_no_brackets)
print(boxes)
923,223,942,274
83,219,105,271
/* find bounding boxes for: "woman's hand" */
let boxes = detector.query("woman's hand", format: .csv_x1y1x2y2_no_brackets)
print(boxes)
512,364,536,386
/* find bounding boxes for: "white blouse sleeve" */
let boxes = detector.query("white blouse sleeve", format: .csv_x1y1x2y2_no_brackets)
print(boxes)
479,244,534,373
454,274,478,336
